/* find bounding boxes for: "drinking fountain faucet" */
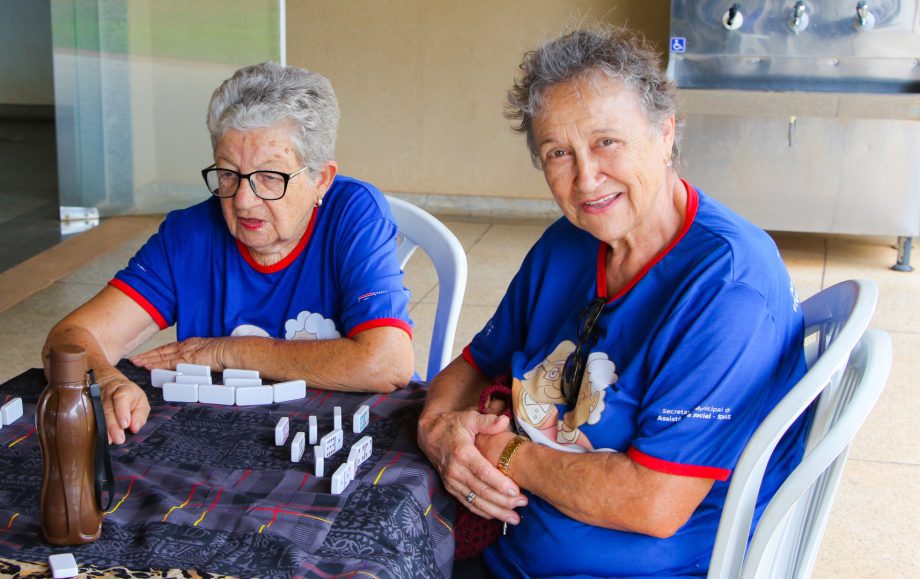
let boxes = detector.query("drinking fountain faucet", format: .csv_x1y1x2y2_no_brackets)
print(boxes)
788,1,809,33
723,3,743,30
854,1,876,31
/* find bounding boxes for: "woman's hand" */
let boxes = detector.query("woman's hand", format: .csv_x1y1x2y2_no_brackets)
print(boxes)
42,286,160,445
418,409,527,524
474,429,516,467
130,337,229,371
95,371,150,445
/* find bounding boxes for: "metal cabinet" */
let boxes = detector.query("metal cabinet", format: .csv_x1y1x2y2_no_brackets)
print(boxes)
668,0,920,268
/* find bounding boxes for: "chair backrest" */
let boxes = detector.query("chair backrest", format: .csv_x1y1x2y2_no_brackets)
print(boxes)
708,279,892,579
386,196,468,381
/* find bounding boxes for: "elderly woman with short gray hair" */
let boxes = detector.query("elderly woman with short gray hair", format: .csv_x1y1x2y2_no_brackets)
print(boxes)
45,62,415,445
418,26,807,576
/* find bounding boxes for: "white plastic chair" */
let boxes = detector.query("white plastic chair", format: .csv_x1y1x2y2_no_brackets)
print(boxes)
386,196,468,381
708,279,892,579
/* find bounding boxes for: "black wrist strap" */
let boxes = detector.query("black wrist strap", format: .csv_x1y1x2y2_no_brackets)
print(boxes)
88,371,115,512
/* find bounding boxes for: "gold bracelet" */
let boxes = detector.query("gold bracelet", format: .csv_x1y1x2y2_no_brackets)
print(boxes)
497,435,528,477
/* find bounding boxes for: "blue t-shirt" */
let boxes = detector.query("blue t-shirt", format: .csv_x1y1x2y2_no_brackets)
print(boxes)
111,175,412,342
467,183,807,578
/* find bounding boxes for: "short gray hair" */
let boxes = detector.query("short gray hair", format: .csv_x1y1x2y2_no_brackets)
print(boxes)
206,62,340,175
507,25,681,167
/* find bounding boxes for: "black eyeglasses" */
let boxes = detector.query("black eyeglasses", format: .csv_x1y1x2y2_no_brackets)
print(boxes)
561,297,607,408
201,164,309,201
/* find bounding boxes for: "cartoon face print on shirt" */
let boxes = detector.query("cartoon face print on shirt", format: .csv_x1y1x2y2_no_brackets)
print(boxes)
514,342,619,451
230,310,341,340
514,341,569,434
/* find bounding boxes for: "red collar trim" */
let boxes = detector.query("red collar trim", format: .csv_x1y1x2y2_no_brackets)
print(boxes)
596,180,699,301
236,207,319,274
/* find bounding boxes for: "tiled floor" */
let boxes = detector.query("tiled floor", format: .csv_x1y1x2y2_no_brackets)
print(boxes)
0,214,917,577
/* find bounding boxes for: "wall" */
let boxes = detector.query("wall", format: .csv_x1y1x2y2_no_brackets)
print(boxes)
286,1,671,204
0,0,55,106
127,0,281,213
49,0,280,214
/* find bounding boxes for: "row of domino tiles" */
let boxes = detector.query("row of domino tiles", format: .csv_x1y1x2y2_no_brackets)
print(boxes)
151,364,306,406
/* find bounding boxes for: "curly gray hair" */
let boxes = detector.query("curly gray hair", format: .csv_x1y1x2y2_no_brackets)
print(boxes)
507,25,681,167
206,62,340,175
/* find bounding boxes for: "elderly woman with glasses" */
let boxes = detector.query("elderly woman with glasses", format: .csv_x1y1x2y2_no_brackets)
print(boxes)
418,26,808,577
44,62,414,445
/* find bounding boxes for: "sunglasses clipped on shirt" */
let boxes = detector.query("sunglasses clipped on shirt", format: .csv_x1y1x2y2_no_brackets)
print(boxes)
561,296,608,409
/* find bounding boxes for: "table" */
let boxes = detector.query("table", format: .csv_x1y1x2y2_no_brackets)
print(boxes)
0,362,455,578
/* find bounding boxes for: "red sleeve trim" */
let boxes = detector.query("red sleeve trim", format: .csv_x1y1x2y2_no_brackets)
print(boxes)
461,344,482,373
347,318,413,340
108,279,169,330
597,181,700,303
627,446,731,481
236,206,318,274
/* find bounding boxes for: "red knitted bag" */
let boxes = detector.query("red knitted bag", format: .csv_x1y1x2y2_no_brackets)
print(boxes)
453,378,513,560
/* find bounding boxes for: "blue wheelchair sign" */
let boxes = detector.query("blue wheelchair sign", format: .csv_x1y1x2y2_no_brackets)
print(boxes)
670,37,687,53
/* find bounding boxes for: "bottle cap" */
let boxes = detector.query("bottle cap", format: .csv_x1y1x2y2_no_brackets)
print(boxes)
49,345,87,385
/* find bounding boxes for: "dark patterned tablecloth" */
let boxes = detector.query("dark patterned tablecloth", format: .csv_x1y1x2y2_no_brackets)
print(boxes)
0,362,455,578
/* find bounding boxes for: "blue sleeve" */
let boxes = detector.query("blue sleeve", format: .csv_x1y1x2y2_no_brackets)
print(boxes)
331,188,412,338
110,216,180,329
628,282,786,480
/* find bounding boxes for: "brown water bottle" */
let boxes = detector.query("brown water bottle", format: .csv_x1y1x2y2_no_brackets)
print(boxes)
36,345,102,545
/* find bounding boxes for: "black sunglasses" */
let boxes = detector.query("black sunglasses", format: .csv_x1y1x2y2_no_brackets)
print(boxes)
561,297,607,408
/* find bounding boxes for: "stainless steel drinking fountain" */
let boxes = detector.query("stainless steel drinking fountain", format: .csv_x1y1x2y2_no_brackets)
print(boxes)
668,0,920,270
